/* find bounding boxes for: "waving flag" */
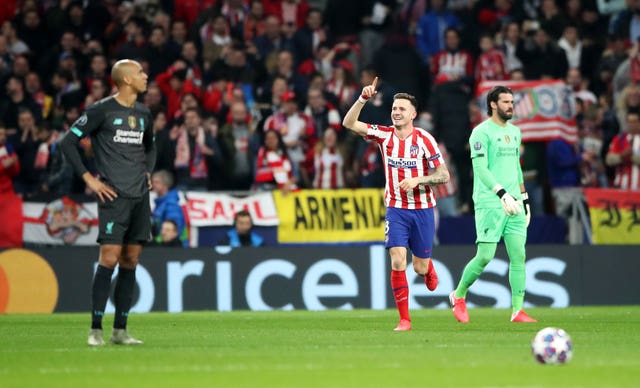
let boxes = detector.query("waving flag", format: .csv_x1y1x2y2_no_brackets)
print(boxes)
476,80,577,144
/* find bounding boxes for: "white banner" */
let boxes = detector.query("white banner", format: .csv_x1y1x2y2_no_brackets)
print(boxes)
184,191,279,227
23,197,99,246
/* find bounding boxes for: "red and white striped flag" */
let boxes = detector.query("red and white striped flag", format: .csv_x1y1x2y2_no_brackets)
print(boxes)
476,80,577,144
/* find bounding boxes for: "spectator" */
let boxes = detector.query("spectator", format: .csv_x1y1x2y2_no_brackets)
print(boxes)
199,14,233,70
303,127,346,189
172,108,222,191
263,90,313,180
372,30,430,110
243,0,268,42
415,0,460,65
39,131,74,197
0,75,42,134
15,9,46,57
147,25,181,80
83,77,110,108
475,33,508,87
51,68,84,110
114,16,149,64
355,139,384,188
322,0,365,44
151,170,186,246
432,141,459,217
0,124,21,247
0,34,12,80
169,19,188,46
254,129,297,194
431,28,474,83
358,0,394,67
516,25,569,80
539,0,567,40
429,79,472,213
293,7,327,64
219,100,257,190
1,20,29,55
217,210,264,247
143,82,165,115
566,68,597,109
605,110,640,190
0,123,20,193
152,111,174,173
303,86,341,141
615,83,640,133
24,71,53,120
547,137,592,217
221,0,249,40
325,60,358,112
269,49,307,100
156,60,201,121
173,0,218,28
264,0,310,30
85,53,111,92
151,220,184,247
500,21,524,74
13,109,49,197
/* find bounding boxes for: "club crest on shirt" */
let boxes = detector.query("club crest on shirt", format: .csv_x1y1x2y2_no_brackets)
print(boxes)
505,135,511,144
409,144,419,157
474,141,482,151
128,115,137,129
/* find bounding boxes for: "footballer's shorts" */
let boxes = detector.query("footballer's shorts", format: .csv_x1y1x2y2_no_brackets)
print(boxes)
474,207,527,244
385,207,435,258
97,192,151,245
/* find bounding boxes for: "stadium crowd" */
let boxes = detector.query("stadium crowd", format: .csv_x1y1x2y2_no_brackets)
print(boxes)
0,0,639,227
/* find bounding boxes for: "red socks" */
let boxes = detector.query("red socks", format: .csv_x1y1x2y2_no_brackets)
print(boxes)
391,270,410,321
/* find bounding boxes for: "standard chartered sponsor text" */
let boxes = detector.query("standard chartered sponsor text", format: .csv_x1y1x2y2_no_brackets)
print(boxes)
113,130,144,144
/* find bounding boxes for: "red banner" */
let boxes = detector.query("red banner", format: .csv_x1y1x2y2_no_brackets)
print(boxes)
476,80,577,144
584,188,640,244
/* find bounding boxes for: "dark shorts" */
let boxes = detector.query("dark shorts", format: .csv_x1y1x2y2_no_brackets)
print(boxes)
97,193,151,245
384,207,435,258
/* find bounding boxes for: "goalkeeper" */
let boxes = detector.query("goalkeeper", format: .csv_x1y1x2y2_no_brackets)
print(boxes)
449,85,537,323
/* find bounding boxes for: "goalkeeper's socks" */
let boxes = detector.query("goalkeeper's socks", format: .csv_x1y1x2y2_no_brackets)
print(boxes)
91,265,114,330
391,270,410,322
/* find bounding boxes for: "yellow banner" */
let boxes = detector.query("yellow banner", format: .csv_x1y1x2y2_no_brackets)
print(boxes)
584,188,640,244
273,189,386,243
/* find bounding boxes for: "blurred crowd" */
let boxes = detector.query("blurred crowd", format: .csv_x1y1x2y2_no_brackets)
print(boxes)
1,0,639,222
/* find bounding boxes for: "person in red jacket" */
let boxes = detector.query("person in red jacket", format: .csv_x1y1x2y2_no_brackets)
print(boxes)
155,60,202,121
0,124,22,247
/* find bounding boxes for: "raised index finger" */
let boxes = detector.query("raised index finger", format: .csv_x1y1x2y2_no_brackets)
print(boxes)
372,76,378,91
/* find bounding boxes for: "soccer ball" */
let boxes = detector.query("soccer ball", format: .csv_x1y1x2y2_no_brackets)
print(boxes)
531,327,573,365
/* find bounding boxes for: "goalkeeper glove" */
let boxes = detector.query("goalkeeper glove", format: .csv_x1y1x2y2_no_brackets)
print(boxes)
522,192,531,227
493,184,522,216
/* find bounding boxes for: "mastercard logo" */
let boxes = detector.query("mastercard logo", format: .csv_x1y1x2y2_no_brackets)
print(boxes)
0,249,59,313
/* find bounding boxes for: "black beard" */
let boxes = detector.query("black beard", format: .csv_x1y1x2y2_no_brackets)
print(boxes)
497,109,513,121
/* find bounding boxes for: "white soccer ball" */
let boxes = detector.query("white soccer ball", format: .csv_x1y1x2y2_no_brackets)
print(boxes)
531,327,573,365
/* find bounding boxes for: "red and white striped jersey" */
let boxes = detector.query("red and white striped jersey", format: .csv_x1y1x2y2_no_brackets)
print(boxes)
366,124,444,209
607,132,640,190
432,49,474,79
312,147,345,189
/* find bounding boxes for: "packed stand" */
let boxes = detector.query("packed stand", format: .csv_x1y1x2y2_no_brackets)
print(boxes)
0,0,638,223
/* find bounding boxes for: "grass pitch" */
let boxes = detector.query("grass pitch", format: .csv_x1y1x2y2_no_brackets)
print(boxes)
0,307,638,387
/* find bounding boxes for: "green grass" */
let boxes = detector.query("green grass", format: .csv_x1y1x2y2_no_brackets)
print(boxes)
0,307,639,387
